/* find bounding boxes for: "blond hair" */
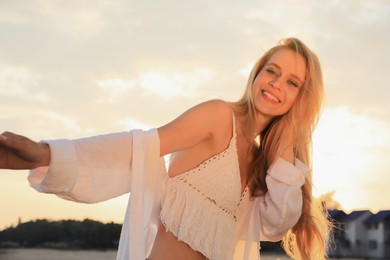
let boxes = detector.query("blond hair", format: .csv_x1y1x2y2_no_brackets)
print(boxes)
235,38,330,259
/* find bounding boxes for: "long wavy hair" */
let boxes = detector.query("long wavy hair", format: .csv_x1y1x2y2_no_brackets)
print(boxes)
234,38,330,259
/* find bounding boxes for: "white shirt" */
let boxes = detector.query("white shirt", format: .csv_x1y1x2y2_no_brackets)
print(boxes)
28,129,309,260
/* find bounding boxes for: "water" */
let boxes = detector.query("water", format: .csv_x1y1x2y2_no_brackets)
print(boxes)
0,249,117,260
0,248,361,260
0,249,289,260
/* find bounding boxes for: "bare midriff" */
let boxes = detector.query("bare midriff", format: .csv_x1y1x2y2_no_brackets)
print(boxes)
147,221,206,260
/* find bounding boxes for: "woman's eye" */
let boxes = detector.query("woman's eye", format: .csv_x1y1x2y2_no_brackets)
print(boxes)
266,69,277,76
288,80,298,88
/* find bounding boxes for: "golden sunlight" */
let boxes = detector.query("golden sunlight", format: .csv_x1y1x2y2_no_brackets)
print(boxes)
313,107,390,211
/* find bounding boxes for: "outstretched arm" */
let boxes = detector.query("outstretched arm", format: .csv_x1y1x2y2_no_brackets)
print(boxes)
1,100,232,203
0,99,230,171
0,132,50,170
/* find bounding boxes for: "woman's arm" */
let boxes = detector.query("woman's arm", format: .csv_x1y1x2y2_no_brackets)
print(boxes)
1,100,232,203
28,131,136,203
258,157,309,241
0,100,229,170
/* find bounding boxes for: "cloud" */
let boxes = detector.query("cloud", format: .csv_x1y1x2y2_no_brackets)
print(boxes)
116,117,152,130
97,78,136,103
0,66,48,101
0,8,25,24
96,68,215,102
238,64,253,78
138,68,215,99
0,0,114,39
0,66,38,95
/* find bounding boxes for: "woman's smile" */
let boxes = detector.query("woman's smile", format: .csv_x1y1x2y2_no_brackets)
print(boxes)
261,89,281,103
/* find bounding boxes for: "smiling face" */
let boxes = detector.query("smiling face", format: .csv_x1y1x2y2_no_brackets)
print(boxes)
252,48,306,120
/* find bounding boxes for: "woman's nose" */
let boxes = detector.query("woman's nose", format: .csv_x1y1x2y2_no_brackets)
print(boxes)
269,78,281,90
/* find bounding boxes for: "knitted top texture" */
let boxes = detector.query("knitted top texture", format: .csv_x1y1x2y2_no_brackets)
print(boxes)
160,113,250,260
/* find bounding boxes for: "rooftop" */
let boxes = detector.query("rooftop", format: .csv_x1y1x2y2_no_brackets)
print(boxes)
338,210,371,222
365,210,390,223
328,209,347,222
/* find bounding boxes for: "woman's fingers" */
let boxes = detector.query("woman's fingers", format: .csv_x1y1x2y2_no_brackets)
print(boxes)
0,135,7,142
2,131,28,141
0,131,33,152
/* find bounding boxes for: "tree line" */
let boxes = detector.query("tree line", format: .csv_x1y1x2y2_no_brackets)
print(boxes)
0,194,340,252
0,218,285,252
0,219,121,250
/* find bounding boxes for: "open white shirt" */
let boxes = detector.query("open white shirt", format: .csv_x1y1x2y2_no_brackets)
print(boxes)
28,129,308,260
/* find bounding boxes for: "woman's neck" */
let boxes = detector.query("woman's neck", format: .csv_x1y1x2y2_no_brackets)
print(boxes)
229,101,274,140
254,112,273,134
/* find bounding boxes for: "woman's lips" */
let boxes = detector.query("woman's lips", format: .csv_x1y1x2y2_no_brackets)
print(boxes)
262,90,281,103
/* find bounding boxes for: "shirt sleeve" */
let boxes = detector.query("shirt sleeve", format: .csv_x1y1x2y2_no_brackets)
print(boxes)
259,157,309,241
28,131,134,203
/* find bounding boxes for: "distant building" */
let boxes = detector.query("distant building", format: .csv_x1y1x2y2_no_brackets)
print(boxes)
328,209,390,259
364,210,390,259
343,210,372,257
328,209,348,256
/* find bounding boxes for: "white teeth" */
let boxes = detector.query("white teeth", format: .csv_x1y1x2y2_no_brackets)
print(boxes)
262,90,280,102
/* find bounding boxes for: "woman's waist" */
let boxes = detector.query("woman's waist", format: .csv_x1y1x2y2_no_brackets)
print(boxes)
148,221,207,260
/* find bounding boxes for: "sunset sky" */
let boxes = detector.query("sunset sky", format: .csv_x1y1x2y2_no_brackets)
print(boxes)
1,0,389,229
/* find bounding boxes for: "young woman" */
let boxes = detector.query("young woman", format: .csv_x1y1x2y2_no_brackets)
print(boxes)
0,38,330,259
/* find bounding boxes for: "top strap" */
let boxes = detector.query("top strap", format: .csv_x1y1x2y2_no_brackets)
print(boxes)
232,109,236,135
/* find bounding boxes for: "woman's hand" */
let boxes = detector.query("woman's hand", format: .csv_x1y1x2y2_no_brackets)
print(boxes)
0,132,51,170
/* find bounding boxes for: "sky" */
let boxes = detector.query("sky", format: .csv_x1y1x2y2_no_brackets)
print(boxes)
0,0,389,229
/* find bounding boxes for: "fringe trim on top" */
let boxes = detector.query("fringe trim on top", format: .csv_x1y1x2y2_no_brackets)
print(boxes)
160,178,236,260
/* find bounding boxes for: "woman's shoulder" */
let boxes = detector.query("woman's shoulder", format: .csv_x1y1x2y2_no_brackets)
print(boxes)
157,99,234,156
177,99,236,142
195,99,234,118
195,99,235,138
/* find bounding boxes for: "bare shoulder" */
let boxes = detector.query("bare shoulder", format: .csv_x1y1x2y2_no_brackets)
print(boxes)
185,99,234,136
158,99,234,156
196,99,233,118
199,99,233,127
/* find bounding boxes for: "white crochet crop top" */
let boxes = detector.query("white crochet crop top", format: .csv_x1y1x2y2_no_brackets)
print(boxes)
160,113,250,260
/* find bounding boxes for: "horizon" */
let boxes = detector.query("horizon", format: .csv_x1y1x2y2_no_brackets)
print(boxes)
1,1,390,229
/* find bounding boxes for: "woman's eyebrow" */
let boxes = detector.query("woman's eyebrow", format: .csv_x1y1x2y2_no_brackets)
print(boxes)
266,63,281,70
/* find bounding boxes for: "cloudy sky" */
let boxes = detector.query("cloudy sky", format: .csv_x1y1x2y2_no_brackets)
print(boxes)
1,0,389,229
